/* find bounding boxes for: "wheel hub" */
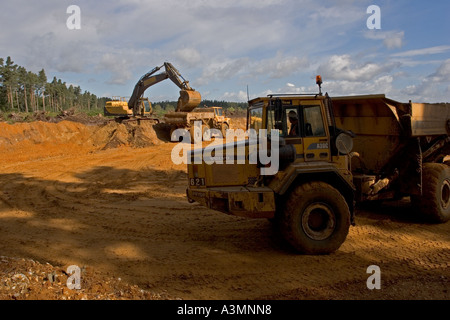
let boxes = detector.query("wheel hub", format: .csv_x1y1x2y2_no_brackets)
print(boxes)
440,179,450,209
302,203,336,241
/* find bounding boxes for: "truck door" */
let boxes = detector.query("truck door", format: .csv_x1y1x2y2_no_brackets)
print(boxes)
278,106,304,157
301,102,330,162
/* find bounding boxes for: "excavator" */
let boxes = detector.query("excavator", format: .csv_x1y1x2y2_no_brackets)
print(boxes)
104,62,202,120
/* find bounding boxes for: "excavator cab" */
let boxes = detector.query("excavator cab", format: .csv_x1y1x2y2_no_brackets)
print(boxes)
138,97,152,116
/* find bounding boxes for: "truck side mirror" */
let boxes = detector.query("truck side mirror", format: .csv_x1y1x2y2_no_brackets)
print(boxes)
335,132,354,155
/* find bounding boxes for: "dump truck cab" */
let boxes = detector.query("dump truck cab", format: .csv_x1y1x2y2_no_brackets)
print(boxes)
246,94,354,198
187,80,356,254
212,107,231,135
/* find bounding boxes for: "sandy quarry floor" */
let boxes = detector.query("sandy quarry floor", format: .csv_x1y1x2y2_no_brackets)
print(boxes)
0,118,448,300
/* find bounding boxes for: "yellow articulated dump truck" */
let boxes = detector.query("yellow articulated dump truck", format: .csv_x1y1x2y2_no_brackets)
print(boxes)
165,106,231,142
186,76,450,254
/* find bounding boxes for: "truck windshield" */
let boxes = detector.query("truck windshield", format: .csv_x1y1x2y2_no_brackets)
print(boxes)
264,104,325,138
215,108,223,116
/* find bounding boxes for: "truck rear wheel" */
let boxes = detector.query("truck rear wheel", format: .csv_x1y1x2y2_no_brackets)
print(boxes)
411,163,450,223
280,182,350,254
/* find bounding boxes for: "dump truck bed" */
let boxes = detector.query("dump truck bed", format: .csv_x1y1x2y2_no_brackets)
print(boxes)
332,94,450,137
164,108,215,126
331,94,450,173
409,102,450,136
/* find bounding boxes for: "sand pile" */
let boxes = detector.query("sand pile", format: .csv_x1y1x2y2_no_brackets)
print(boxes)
0,120,169,158
92,121,169,149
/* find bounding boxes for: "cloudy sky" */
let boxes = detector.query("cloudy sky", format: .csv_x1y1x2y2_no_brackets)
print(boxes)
1,0,449,102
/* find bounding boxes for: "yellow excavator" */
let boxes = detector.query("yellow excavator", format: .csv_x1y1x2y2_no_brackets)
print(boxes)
104,96,152,117
104,62,201,120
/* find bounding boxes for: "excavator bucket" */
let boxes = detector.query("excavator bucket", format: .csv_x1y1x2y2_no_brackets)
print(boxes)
177,90,201,112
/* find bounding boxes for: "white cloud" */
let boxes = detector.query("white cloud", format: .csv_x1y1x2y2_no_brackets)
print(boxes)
383,33,405,50
97,53,133,85
399,60,450,102
195,52,309,86
250,53,310,79
364,31,405,49
196,58,250,86
221,90,249,102
427,59,450,83
389,59,443,68
95,48,163,85
322,75,394,96
317,55,400,82
173,48,203,68
391,46,450,58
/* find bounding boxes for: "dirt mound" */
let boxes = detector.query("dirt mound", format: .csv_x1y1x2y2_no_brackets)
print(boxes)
0,120,166,153
91,121,167,150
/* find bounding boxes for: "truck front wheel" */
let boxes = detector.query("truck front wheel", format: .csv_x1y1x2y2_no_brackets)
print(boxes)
411,163,450,223
221,123,229,137
280,182,350,254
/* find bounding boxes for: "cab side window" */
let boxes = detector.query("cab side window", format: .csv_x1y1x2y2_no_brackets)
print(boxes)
303,105,325,137
285,108,300,137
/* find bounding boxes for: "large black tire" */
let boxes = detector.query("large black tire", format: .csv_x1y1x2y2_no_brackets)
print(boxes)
411,163,450,223
280,182,351,254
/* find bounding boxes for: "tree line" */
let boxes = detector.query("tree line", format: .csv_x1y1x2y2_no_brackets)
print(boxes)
0,56,106,113
0,56,248,116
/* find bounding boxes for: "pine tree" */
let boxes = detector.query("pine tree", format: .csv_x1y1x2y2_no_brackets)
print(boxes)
3,57,18,110
37,69,47,111
0,58,6,110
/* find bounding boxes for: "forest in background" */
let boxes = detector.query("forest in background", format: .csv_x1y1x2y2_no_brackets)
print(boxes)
0,56,248,118
0,56,104,115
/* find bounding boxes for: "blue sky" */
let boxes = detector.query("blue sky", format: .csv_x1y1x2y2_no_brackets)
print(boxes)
1,0,449,102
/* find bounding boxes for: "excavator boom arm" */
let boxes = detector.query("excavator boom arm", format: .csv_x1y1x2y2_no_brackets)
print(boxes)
128,62,197,115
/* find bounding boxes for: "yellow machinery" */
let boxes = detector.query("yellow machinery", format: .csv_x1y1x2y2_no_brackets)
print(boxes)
104,62,201,121
128,62,201,116
164,106,231,141
104,96,153,118
186,76,450,254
